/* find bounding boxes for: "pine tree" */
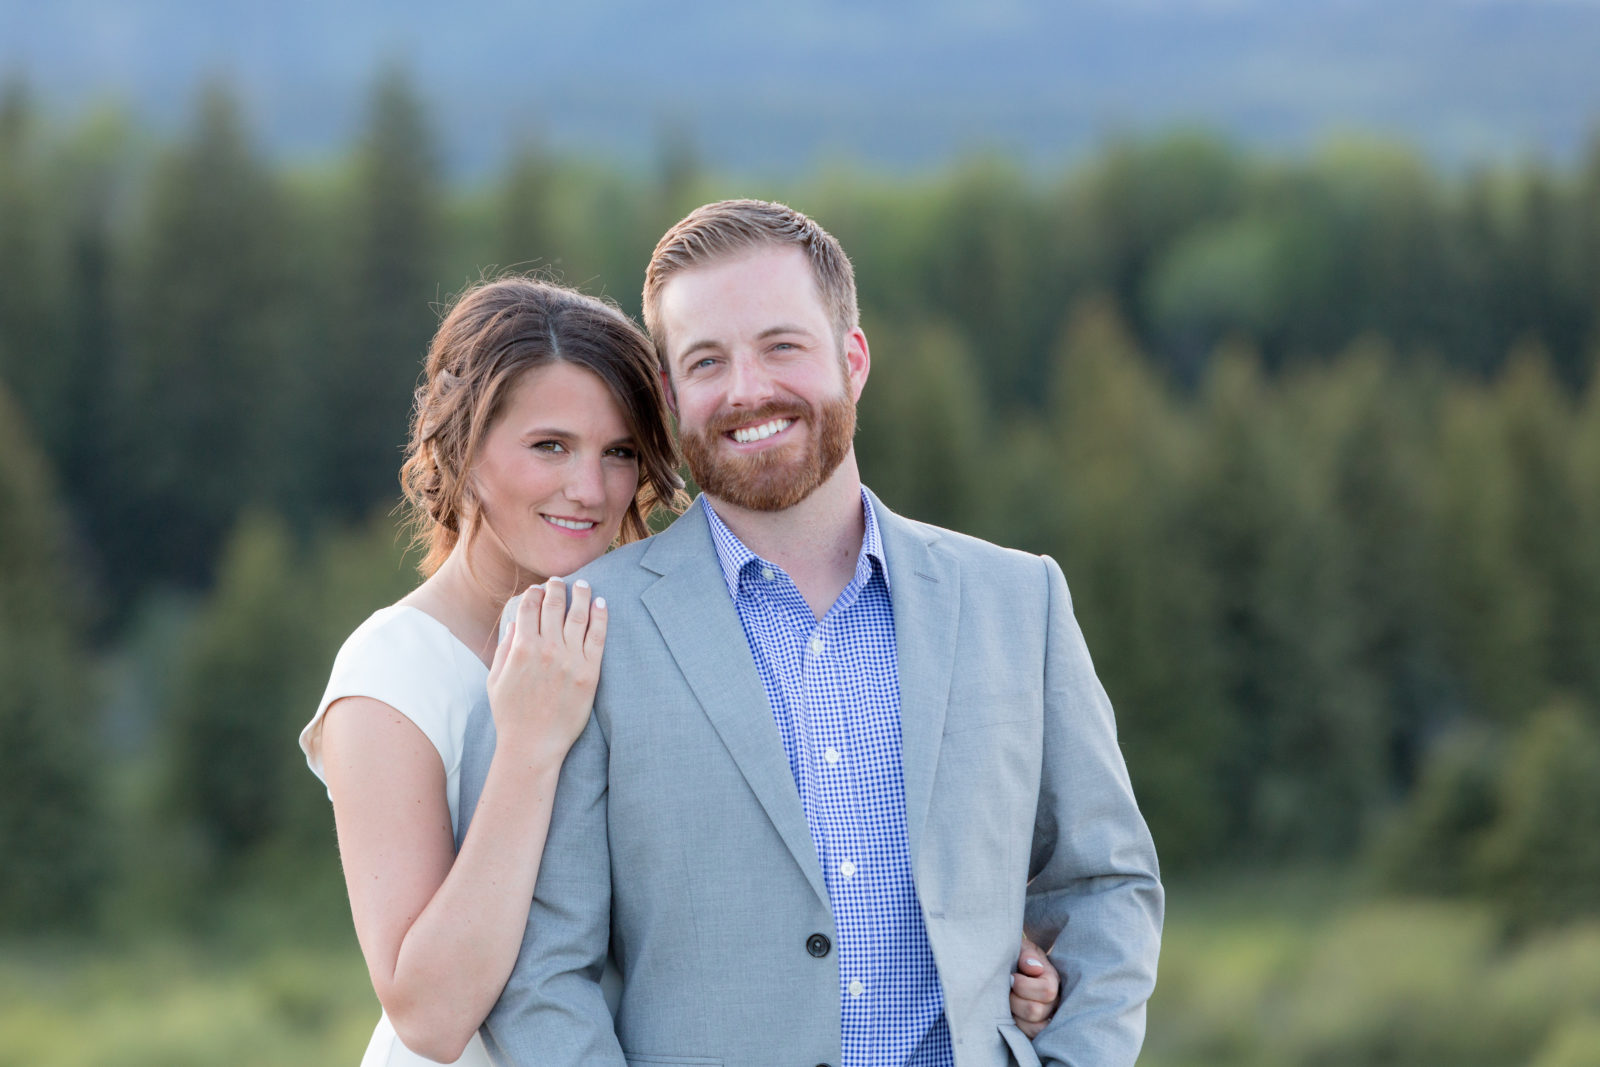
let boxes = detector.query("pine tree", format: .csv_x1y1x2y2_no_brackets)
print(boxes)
0,383,105,928
1429,378,1549,724
853,316,988,533
0,77,63,458
112,81,297,591
1571,349,1600,711
318,64,445,519
163,513,316,878
1496,346,1598,710
497,136,558,272
1042,297,1232,868
1313,340,1449,791
1190,342,1379,858
1477,701,1600,932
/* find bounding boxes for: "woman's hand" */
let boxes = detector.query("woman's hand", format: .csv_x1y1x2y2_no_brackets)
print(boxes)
486,576,607,771
1010,935,1062,1038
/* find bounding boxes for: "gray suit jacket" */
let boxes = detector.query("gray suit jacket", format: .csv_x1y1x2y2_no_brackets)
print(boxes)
457,491,1162,1067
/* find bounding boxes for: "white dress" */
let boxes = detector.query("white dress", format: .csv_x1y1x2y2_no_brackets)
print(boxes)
299,605,495,1067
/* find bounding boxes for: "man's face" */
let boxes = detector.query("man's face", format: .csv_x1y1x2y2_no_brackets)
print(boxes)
658,245,868,512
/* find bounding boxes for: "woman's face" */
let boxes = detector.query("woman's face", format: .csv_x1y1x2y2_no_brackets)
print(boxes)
469,361,640,582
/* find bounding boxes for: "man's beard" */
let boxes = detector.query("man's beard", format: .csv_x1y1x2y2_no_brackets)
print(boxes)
679,389,856,512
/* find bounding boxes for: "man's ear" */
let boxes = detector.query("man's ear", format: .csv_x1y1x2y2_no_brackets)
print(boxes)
659,366,679,416
844,327,870,401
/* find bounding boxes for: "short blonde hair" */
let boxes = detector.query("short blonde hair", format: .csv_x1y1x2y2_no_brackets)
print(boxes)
642,199,858,369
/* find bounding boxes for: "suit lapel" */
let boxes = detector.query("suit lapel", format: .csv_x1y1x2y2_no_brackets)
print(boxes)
639,500,828,904
869,491,960,868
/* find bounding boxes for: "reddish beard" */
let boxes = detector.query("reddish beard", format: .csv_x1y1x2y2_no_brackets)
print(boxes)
679,390,857,512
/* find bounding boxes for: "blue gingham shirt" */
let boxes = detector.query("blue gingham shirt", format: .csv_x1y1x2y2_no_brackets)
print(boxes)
704,493,953,1067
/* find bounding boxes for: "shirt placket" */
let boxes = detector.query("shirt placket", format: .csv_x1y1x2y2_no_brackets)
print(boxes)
812,577,874,1042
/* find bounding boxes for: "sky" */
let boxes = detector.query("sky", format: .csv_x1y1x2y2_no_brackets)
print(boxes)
4,0,1599,174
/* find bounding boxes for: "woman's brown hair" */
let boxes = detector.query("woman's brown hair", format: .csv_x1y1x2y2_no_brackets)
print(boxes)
400,276,685,576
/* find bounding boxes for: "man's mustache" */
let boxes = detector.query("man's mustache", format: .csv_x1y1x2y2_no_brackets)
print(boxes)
700,399,812,437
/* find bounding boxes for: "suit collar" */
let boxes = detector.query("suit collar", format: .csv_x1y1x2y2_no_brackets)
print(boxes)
637,498,829,904
700,489,892,600
865,489,959,868
637,490,959,887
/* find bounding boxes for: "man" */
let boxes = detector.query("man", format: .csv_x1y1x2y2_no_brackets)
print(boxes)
457,200,1162,1066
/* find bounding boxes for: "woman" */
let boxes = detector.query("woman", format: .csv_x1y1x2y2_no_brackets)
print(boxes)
299,277,1061,1065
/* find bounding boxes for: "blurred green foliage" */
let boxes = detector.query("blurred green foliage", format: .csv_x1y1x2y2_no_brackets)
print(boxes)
2,65,1599,1061
0,382,104,930
0,876,1596,1066
1145,874,1600,1067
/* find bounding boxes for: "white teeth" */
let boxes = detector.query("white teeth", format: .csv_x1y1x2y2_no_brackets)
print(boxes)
731,419,793,444
545,516,597,531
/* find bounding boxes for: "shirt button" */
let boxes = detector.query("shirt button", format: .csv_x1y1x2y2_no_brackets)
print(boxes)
806,933,831,957
848,979,865,997
840,860,856,877
823,747,841,765
809,636,824,654
761,567,774,580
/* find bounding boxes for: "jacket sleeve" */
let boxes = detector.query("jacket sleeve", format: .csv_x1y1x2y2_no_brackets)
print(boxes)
456,701,624,1065
1025,554,1164,1067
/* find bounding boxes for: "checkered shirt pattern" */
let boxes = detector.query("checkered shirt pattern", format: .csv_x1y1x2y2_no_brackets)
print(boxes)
703,493,954,1067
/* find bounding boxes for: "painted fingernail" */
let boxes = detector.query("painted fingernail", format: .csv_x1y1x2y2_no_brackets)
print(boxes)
1010,974,1016,988
548,575,564,584
574,579,589,589
1026,958,1041,968
594,597,606,609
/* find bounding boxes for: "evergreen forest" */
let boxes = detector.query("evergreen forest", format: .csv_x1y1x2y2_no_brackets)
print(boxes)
3,68,1600,1065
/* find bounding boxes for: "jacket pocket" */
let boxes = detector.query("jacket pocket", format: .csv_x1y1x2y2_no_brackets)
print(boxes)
997,1022,1042,1067
624,1057,722,1066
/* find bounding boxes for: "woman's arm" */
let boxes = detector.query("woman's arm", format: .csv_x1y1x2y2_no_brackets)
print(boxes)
322,578,604,1063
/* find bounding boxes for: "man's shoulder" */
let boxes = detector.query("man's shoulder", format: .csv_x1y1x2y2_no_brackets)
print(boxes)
885,507,1048,581
572,503,707,594
573,535,654,594
576,537,649,588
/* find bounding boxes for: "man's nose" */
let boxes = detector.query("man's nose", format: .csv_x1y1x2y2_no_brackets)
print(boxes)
724,352,775,408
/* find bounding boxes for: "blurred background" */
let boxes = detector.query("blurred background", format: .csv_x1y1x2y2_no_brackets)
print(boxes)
3,1,1600,1064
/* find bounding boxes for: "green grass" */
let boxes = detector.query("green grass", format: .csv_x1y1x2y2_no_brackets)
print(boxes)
2,874,1596,1066
0,938,375,1067
1144,870,1600,1067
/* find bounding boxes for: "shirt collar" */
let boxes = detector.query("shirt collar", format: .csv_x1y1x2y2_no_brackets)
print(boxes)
702,488,889,600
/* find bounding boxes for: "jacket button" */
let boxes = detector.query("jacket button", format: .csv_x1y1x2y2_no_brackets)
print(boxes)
806,933,831,957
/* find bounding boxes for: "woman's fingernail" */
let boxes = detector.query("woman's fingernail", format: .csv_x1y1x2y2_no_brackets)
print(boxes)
548,575,564,584
1026,958,1042,969
1010,974,1016,988
594,597,606,609
574,578,589,589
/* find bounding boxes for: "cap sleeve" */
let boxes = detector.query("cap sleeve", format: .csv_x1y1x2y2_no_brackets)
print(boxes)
298,608,475,787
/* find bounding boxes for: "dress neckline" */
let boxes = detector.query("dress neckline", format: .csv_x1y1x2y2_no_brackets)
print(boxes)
388,604,493,673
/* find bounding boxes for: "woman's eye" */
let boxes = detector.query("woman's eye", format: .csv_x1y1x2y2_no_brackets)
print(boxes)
533,440,567,453
606,446,639,460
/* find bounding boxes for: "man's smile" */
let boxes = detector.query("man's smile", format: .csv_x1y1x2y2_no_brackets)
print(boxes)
729,418,795,445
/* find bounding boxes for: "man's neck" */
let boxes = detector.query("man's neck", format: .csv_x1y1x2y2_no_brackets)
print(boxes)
708,454,866,620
